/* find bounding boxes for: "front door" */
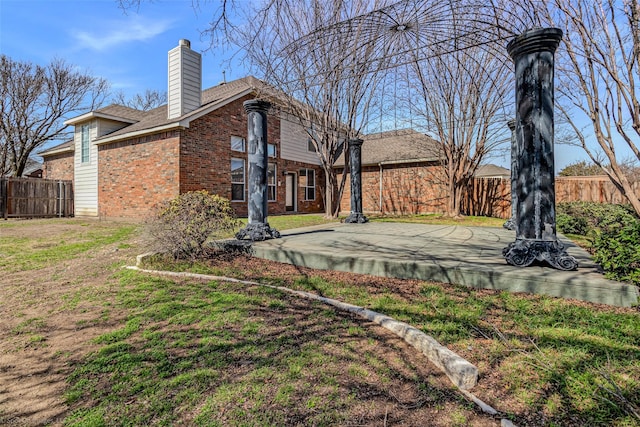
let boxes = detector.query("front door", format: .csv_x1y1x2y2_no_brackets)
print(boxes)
285,173,296,212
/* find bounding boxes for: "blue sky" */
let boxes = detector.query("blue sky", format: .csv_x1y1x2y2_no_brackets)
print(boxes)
0,0,245,101
0,0,595,171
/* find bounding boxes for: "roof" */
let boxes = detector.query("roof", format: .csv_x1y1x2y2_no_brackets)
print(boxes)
38,139,74,157
23,158,43,176
98,77,267,143
334,129,442,167
474,164,510,178
59,76,269,146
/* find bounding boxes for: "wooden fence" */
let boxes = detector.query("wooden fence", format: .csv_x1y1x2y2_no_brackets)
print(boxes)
1,177,73,219
463,176,640,219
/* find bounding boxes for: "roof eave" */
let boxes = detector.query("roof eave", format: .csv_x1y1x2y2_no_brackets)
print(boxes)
39,146,74,157
95,122,185,145
65,111,139,126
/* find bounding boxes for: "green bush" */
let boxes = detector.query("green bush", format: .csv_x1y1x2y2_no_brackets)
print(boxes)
146,191,241,259
592,216,640,286
556,212,588,235
557,202,640,285
556,202,637,236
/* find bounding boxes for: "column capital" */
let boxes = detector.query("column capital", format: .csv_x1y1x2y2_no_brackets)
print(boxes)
243,99,271,113
507,27,563,59
348,138,364,148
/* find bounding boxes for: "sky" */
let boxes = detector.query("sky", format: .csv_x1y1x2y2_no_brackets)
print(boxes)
0,0,245,105
0,0,598,172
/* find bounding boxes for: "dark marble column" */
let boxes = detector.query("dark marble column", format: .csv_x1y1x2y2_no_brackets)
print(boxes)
503,119,517,231
236,99,280,241
345,138,368,223
502,28,578,270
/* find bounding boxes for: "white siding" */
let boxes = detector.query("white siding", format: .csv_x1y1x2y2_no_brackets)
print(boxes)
167,40,201,119
97,119,130,138
279,113,322,165
74,120,98,216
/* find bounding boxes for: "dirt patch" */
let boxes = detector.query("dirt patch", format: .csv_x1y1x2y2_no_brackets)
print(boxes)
0,219,139,426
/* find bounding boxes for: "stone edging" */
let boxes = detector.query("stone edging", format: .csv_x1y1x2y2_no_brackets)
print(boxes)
126,263,518,424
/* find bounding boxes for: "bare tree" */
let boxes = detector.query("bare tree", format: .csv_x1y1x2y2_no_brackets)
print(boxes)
239,0,389,217
112,89,167,111
539,0,640,215
0,55,108,177
405,43,511,217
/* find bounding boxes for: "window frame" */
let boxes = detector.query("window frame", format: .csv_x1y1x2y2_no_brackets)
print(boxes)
231,158,245,201
267,163,276,202
300,168,316,201
268,143,277,158
231,135,246,152
81,124,90,163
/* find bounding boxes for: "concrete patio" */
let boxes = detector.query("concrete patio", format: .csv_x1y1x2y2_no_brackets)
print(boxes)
250,222,639,307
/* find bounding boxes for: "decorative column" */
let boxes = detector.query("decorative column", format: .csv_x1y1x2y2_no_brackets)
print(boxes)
345,138,368,223
503,119,517,231
502,28,578,270
236,99,280,241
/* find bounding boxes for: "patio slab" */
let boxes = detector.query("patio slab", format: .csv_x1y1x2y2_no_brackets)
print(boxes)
250,222,639,307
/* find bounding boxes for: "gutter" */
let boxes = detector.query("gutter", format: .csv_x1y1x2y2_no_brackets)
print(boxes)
94,122,186,145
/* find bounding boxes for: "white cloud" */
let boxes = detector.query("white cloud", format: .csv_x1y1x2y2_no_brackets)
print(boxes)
71,16,173,51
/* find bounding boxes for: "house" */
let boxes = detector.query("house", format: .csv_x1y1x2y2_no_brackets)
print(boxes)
40,40,325,218
22,159,43,178
335,129,446,215
474,164,511,179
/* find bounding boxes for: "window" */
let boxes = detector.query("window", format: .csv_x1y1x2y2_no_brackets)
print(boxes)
267,163,276,201
306,127,319,153
81,124,90,163
268,143,277,158
231,158,245,201
231,135,245,152
307,138,317,153
300,168,315,201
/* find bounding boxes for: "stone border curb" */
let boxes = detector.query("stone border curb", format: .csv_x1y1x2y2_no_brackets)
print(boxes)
126,265,477,389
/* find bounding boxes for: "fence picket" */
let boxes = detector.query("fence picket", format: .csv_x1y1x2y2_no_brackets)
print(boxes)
0,178,73,219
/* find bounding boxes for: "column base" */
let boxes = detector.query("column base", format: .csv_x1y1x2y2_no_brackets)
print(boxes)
344,213,369,224
503,218,516,231
236,222,281,241
503,238,578,271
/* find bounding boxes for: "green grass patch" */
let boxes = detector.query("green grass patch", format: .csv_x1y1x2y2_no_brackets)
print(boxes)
0,221,137,272
369,213,505,227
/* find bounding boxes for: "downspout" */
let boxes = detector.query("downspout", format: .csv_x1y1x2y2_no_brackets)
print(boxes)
379,163,383,213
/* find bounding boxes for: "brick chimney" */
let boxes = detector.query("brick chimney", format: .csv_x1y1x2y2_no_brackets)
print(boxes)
167,39,201,119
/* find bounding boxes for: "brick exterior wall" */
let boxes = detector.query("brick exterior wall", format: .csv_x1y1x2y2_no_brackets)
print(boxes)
180,96,324,217
338,162,447,215
98,131,181,218
95,97,324,219
42,152,74,181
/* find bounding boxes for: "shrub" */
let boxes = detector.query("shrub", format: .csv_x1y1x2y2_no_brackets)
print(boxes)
146,191,241,259
556,202,637,236
592,216,640,286
557,202,640,285
556,212,589,235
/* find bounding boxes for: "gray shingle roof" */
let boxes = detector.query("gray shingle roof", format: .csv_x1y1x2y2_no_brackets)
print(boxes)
335,129,442,167
474,164,510,178
94,76,267,142
38,139,74,156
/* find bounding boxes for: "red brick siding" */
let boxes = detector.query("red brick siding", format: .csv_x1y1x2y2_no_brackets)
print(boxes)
98,131,180,218
94,97,325,219
43,152,74,181
180,96,324,217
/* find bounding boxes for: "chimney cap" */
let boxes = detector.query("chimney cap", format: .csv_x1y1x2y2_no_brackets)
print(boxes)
179,39,191,48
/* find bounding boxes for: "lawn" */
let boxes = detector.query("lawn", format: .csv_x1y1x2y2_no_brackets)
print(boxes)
1,215,638,427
